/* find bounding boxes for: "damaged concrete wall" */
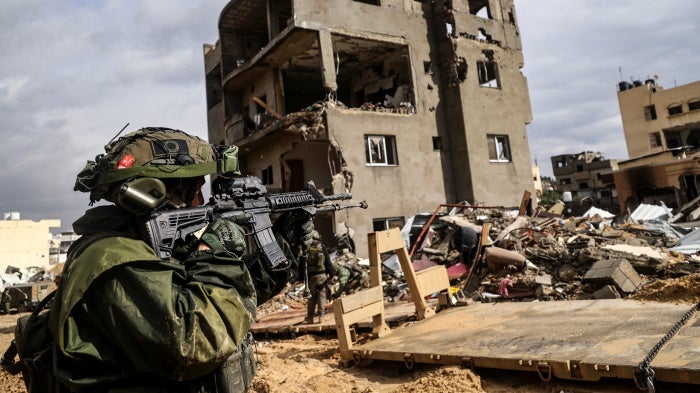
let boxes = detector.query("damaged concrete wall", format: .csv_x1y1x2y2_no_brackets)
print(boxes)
326,109,450,253
437,0,535,206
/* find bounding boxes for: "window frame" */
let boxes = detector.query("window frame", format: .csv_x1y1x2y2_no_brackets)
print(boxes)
365,134,399,166
668,103,683,116
372,216,405,232
650,132,662,148
477,60,500,88
487,134,511,162
644,104,657,121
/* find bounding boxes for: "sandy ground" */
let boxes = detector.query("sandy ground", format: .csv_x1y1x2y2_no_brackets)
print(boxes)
1,275,698,392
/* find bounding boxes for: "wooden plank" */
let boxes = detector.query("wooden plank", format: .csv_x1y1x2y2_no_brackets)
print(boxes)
252,96,282,119
351,300,700,385
415,265,449,295
337,286,383,314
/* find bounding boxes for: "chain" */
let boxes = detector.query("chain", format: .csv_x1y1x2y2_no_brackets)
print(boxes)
634,302,700,392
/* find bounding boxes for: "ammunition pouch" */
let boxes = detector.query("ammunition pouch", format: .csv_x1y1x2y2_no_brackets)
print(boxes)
214,332,256,393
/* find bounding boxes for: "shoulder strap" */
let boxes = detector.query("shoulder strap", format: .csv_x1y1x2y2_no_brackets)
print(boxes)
0,290,56,375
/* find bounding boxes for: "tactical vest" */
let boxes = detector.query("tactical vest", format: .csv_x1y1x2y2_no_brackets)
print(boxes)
50,232,256,393
306,244,326,275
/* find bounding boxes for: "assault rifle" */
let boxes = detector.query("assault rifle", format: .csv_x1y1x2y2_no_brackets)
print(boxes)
142,176,367,270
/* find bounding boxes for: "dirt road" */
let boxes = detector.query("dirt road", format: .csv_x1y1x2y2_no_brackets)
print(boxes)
1,274,698,392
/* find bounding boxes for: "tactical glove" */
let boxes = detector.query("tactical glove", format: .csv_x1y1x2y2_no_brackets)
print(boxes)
272,211,314,251
200,219,246,258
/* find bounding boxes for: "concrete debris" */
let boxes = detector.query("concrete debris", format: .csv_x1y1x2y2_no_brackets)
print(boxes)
399,199,700,304
258,199,700,317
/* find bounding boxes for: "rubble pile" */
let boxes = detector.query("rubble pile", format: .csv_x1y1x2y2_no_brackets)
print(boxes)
410,203,700,303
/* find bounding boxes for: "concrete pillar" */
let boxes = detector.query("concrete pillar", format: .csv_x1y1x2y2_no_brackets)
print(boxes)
318,29,338,92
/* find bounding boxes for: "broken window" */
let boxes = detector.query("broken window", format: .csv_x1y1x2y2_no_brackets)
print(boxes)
423,61,432,74
261,165,274,185
576,165,584,172
650,132,662,148
333,35,414,112
689,99,700,111
365,135,398,166
477,55,499,88
644,104,657,121
665,131,682,149
373,217,405,232
668,104,683,116
487,134,511,162
469,0,492,19
560,178,571,185
578,182,589,189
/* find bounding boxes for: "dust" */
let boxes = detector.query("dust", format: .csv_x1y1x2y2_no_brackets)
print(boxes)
628,273,700,303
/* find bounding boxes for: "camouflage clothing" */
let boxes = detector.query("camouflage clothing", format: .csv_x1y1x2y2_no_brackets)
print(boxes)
48,206,256,392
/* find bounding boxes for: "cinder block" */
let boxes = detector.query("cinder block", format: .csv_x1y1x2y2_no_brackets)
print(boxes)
583,259,641,293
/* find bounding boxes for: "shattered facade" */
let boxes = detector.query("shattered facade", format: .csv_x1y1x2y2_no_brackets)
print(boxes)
550,151,619,214
615,79,700,213
203,0,535,256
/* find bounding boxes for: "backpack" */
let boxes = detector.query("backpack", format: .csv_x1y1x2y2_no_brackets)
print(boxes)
1,290,61,393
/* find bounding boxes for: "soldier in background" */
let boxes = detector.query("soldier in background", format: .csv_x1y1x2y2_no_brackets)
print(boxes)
301,231,335,324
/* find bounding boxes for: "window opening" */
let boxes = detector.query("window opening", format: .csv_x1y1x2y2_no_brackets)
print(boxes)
432,136,443,151
487,134,511,162
423,61,433,74
650,132,662,148
689,100,700,111
261,165,274,185
365,135,398,166
469,0,491,19
665,131,682,149
668,104,683,116
578,182,589,189
560,178,571,185
644,105,657,121
373,217,405,232
477,52,499,88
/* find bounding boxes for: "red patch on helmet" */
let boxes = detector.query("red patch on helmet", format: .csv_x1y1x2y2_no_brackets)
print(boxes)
117,154,136,169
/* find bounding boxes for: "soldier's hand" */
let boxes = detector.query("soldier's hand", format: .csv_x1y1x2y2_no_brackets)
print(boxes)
200,219,246,258
273,211,314,249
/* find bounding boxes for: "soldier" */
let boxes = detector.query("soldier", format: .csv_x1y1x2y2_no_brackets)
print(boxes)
47,127,313,392
301,231,334,324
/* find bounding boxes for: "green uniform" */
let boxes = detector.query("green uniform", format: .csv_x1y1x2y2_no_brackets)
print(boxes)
48,206,257,392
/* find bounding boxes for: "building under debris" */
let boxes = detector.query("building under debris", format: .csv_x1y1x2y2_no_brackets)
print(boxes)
203,0,535,255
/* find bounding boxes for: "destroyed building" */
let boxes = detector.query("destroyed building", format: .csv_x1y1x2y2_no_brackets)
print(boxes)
202,0,535,256
550,151,619,215
614,79,700,212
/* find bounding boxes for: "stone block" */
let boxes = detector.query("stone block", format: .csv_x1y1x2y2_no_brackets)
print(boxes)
583,258,642,293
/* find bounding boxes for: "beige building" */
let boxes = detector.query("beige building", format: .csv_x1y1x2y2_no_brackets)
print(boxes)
618,79,700,159
203,0,534,255
614,79,700,212
0,213,61,272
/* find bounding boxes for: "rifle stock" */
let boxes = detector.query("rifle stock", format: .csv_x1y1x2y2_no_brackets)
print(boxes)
143,176,367,270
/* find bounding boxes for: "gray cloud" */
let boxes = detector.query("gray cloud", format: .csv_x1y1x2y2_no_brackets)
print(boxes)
518,0,700,177
0,0,698,231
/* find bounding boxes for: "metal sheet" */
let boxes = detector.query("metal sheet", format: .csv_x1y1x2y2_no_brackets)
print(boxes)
352,300,699,384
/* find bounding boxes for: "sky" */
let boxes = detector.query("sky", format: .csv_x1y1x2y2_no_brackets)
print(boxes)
0,0,698,232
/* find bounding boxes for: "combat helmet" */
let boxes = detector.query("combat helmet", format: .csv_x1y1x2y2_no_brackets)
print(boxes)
74,127,240,214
